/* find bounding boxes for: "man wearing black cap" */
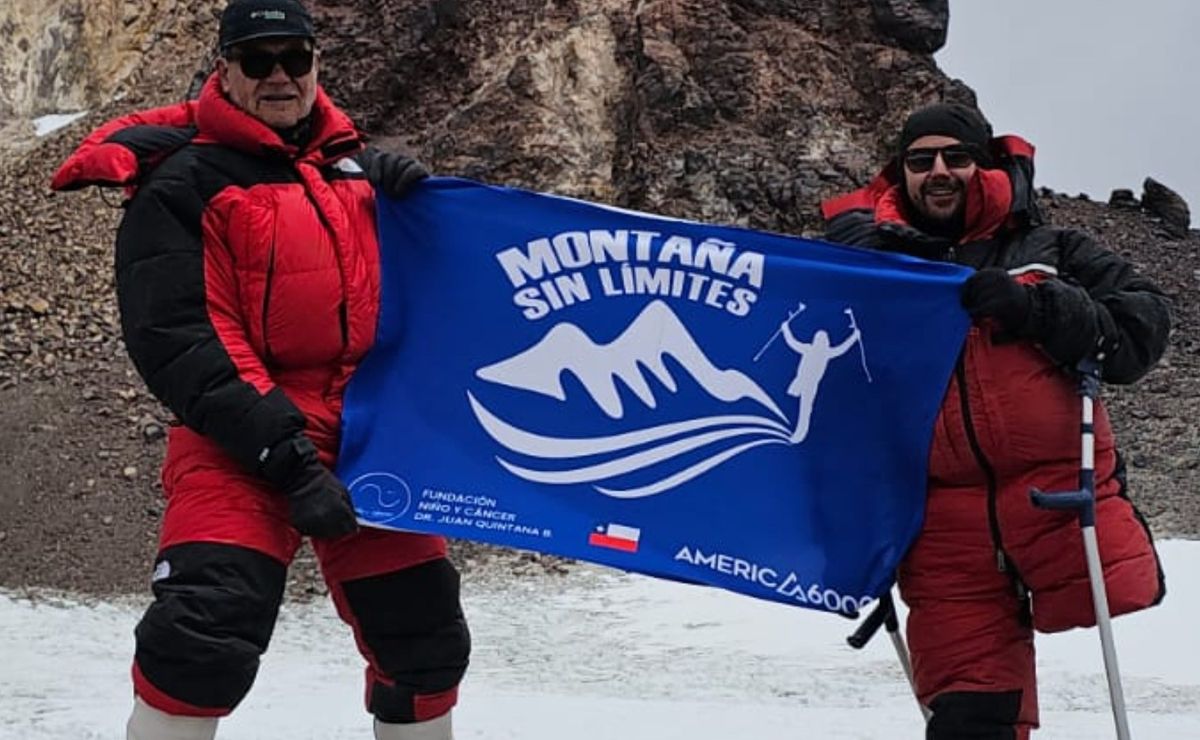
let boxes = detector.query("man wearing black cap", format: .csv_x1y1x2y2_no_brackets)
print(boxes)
52,2,466,739
214,0,322,132
821,104,1170,738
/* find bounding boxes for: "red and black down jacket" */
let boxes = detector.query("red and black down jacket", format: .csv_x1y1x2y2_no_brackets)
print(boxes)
821,137,1171,631
53,74,379,485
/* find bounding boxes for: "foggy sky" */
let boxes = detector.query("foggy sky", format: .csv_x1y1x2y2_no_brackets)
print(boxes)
937,0,1198,225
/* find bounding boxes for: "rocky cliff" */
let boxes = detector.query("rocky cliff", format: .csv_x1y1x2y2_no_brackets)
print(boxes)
0,0,1194,595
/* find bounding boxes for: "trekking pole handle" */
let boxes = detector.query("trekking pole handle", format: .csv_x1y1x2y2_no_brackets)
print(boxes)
847,593,898,649
1030,488,1096,527
1029,488,1093,511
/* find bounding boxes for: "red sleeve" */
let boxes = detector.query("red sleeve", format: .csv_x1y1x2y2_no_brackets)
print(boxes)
50,102,199,191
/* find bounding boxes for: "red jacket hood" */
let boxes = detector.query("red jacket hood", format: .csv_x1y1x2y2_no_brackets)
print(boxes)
821,135,1038,243
193,73,364,166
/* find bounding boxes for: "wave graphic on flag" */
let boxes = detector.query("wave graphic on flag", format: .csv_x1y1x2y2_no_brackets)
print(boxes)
468,300,793,499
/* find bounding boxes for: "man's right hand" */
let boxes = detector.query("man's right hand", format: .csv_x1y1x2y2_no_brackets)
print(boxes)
260,435,359,539
283,467,360,539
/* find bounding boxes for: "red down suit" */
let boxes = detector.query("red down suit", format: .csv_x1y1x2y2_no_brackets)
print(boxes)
52,75,469,722
821,136,1168,736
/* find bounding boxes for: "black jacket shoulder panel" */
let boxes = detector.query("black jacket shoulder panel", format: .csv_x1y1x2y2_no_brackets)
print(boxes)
993,225,1170,382
142,142,299,201
116,147,307,475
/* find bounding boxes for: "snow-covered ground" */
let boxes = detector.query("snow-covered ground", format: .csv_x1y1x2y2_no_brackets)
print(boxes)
1,541,1197,739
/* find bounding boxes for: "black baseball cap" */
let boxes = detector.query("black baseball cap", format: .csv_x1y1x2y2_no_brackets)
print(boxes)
219,0,315,51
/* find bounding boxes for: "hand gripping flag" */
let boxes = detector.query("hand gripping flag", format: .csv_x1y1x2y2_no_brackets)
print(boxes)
338,178,970,615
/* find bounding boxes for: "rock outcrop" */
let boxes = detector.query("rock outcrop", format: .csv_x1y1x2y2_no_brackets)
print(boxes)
0,0,220,120
311,0,971,237
1142,177,1191,239
870,0,949,53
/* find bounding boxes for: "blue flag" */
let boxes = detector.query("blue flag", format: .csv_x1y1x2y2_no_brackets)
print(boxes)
339,178,970,615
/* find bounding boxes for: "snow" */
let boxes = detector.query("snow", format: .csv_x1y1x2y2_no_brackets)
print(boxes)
1,541,1197,739
32,112,88,138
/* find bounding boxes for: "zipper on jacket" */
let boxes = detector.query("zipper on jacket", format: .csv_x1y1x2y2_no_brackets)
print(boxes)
338,301,349,349
261,240,277,366
954,356,1012,577
300,186,350,352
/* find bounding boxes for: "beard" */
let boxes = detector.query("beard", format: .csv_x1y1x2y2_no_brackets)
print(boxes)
905,176,968,241
919,176,966,213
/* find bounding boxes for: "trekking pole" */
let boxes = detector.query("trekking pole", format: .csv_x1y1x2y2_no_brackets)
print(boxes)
1029,357,1131,740
847,590,930,722
752,302,806,361
842,308,873,383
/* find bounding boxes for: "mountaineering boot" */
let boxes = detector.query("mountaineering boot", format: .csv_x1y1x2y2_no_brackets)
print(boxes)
374,712,454,740
126,696,218,740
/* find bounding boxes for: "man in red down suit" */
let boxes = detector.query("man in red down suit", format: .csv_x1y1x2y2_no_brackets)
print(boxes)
52,2,466,738
821,103,1170,738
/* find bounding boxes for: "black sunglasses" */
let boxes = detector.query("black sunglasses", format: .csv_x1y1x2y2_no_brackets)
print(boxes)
903,145,976,173
228,46,315,80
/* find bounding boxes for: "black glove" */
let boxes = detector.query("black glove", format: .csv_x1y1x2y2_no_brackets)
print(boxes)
961,268,1034,334
877,222,953,260
260,436,359,539
284,467,360,539
361,147,429,199
824,210,883,248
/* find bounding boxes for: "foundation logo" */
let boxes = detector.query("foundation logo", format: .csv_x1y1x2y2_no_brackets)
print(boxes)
347,472,413,526
468,299,870,499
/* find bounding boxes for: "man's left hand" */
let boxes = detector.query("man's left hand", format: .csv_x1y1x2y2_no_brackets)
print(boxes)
361,147,429,199
961,268,1033,333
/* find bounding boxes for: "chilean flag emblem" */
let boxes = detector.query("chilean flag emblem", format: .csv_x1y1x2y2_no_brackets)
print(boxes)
588,523,641,553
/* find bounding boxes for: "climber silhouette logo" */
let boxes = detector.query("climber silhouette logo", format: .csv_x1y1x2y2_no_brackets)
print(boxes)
769,303,871,444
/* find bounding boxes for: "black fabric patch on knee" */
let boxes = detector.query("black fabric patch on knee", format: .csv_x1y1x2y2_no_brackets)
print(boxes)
341,558,470,722
926,690,1022,740
134,542,286,711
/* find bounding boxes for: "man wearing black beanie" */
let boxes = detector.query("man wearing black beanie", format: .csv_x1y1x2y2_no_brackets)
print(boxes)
820,104,1170,739
896,102,994,240
897,102,993,157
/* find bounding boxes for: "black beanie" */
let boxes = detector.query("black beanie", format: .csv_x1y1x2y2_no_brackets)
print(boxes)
898,103,993,155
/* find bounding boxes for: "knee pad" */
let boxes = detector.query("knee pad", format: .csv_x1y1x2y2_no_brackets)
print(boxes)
134,542,287,713
926,690,1022,740
340,558,471,722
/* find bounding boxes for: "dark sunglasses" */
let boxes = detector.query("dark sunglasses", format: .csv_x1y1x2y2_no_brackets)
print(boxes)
903,145,976,173
228,46,315,80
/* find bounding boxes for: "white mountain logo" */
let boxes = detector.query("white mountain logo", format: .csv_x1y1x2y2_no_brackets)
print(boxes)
469,300,833,499
475,300,787,421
